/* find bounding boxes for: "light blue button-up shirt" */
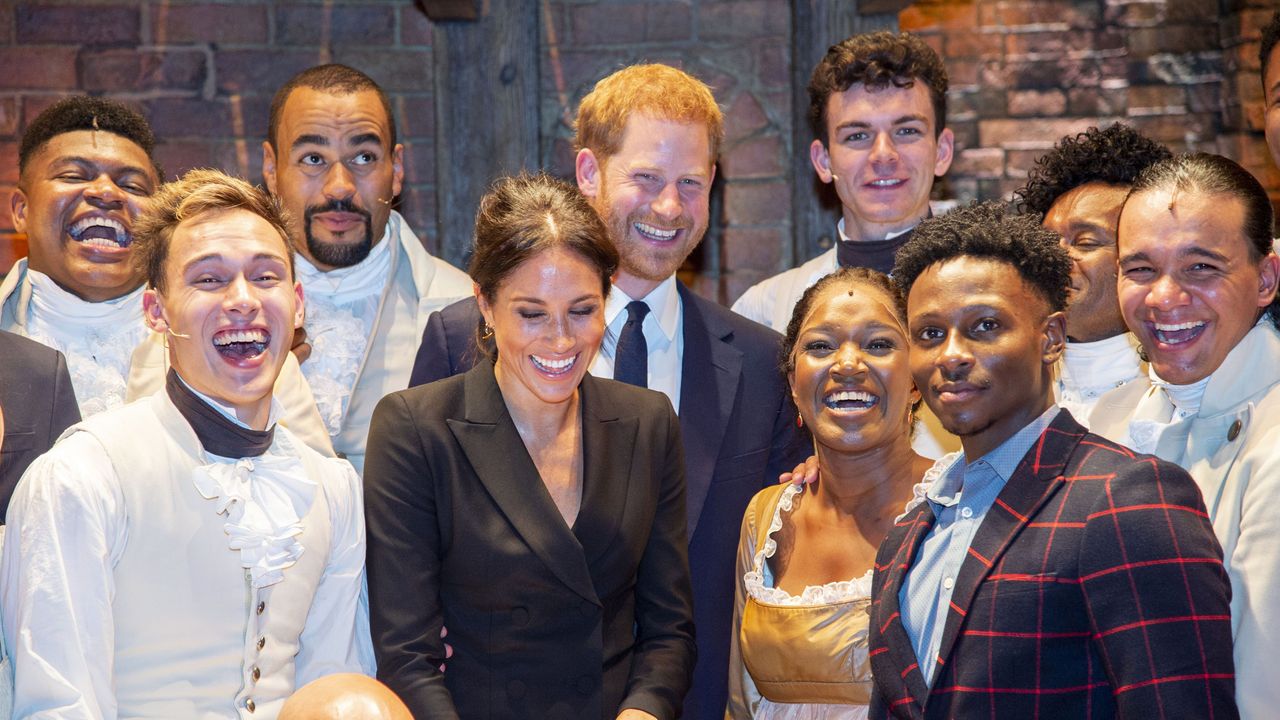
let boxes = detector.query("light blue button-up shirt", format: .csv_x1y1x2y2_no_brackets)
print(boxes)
899,406,1061,686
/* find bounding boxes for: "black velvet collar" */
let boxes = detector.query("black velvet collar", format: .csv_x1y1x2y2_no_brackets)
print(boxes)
165,369,274,458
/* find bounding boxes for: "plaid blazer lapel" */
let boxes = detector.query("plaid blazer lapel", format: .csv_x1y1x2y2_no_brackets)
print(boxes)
873,502,938,711
930,412,1088,677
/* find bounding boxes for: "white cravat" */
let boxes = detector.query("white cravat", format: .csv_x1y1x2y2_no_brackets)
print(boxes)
1125,367,1211,454
24,270,148,417
1058,333,1143,420
294,235,393,436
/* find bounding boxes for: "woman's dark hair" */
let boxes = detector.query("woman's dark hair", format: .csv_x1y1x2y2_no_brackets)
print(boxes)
780,266,905,374
893,200,1072,313
468,172,619,356
1123,152,1279,329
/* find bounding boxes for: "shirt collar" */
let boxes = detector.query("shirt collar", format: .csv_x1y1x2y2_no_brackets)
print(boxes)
27,269,145,324
836,216,920,244
293,222,394,300
926,405,1061,507
605,274,680,343
176,371,282,431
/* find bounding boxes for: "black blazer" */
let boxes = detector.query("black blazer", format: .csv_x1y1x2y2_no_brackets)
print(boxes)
365,361,696,720
0,330,79,517
868,411,1236,718
408,286,808,719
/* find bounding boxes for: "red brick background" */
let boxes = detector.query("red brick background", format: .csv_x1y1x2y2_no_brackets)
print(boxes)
1,0,1277,303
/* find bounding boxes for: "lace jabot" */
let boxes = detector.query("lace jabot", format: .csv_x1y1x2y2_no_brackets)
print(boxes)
190,445,317,590
23,271,147,417
744,475,936,607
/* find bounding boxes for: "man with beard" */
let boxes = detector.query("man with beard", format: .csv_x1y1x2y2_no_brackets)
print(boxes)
1014,124,1170,420
2,169,372,718
868,201,1235,719
407,64,806,719
1090,153,1280,719
262,64,471,474
2,96,161,417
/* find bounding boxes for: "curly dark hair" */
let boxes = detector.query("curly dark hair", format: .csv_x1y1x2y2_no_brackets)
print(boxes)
893,201,1072,312
1014,123,1171,216
1261,10,1280,82
19,95,161,181
779,266,906,374
807,31,948,144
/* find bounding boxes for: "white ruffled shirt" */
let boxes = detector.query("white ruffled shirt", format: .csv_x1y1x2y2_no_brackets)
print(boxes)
1124,367,1212,455
22,270,148,417
294,236,393,437
1056,333,1144,424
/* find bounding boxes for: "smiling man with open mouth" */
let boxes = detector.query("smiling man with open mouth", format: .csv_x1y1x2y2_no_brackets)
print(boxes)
2,96,161,417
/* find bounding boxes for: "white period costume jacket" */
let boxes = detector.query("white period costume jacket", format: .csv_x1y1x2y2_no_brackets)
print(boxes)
0,259,335,457
324,210,471,473
1089,320,1280,720
0,390,373,720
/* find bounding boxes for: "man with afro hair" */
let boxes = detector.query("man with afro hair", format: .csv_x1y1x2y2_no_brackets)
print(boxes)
866,201,1236,719
1015,124,1170,421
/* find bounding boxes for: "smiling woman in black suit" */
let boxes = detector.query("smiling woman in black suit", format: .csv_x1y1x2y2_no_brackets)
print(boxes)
364,173,696,720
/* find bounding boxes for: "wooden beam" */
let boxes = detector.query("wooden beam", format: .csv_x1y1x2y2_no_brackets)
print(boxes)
432,0,541,268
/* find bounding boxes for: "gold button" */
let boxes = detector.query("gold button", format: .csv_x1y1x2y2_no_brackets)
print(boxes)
256,601,265,615
251,666,260,682
256,637,265,651
1228,419,1242,442
246,698,255,713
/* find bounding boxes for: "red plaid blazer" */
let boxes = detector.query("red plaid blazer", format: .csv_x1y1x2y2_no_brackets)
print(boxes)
868,411,1237,719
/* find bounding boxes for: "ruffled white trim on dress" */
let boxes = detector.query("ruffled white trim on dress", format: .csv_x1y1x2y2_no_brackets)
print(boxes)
745,475,938,606
191,453,317,589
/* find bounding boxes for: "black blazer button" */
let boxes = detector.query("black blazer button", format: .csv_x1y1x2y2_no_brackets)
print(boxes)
507,680,527,699
1228,419,1242,441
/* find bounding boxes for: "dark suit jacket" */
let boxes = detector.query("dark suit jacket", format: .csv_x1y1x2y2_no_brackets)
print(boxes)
0,330,79,517
868,411,1237,719
409,286,808,719
365,361,696,720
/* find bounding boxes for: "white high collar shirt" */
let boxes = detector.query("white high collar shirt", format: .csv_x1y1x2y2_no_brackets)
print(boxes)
1056,332,1144,424
293,234,393,437
592,274,683,413
23,270,148,418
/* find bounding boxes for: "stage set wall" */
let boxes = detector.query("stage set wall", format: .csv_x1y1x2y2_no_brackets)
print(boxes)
0,0,1275,304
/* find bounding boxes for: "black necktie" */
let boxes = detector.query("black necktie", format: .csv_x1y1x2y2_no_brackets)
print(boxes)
165,369,275,458
614,300,650,388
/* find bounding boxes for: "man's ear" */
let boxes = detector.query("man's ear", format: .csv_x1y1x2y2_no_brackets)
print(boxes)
142,288,167,334
1257,252,1280,308
576,148,601,200
1042,310,1067,365
293,281,306,330
933,127,955,177
391,143,405,198
10,186,28,233
809,139,833,184
262,141,278,195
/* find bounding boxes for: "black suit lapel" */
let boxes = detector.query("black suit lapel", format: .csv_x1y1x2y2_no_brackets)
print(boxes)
876,503,938,710
447,362,600,606
572,375,636,570
931,412,1086,673
677,285,741,535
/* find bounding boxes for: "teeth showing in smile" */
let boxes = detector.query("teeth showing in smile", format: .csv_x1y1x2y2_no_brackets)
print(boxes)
868,179,903,187
1152,320,1206,345
68,217,131,248
213,328,270,359
532,354,576,374
635,222,678,241
824,389,879,410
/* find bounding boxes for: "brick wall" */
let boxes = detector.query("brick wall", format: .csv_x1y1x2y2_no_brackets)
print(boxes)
903,0,1280,208
1,0,1277,298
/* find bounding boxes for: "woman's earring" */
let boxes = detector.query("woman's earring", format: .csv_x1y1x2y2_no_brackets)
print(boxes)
481,323,494,339
796,412,804,429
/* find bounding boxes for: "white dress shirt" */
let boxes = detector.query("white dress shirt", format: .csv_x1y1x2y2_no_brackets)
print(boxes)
1056,332,1144,424
592,275,683,412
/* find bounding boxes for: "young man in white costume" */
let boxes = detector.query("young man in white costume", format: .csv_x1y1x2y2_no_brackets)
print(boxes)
1,169,373,719
262,64,472,473
1089,153,1280,720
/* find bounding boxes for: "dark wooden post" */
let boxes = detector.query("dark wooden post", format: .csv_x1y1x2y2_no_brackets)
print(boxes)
431,0,541,269
788,1,901,268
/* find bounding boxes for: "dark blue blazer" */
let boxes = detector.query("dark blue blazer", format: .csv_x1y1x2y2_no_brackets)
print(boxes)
409,284,809,719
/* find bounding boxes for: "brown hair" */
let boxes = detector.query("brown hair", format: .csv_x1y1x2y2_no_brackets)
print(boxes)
807,31,948,144
133,168,295,294
469,173,619,355
574,63,724,165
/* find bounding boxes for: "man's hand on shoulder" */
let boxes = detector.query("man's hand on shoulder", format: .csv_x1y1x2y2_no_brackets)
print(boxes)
291,326,311,364
780,455,819,486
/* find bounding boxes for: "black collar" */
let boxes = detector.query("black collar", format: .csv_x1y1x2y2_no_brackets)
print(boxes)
165,369,274,458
